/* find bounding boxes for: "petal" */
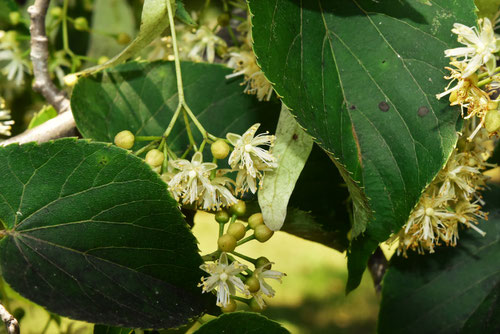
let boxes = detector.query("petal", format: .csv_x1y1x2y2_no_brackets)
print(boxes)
226,133,241,146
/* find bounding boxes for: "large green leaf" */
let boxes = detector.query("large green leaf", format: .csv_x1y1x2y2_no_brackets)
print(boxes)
249,0,476,291
71,61,279,152
378,187,500,334
193,312,289,334
0,139,211,329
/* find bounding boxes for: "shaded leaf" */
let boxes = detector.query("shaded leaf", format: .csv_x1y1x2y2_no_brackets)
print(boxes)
71,61,279,154
193,312,289,334
27,105,57,129
475,0,500,19
176,0,196,26
249,0,476,292
378,187,500,334
94,325,132,334
0,139,210,329
258,104,313,231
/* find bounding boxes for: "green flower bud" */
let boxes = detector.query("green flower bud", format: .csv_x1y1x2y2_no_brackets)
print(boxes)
50,7,63,19
97,56,109,65
247,212,264,229
145,149,165,168
255,256,271,270
116,32,131,45
220,298,237,313
217,12,231,27
227,222,246,241
74,17,89,31
215,210,230,224
211,139,230,159
245,276,260,293
254,224,274,243
449,90,458,104
485,109,500,133
249,298,266,312
63,74,78,87
114,130,135,149
230,200,246,217
9,12,20,25
218,234,237,252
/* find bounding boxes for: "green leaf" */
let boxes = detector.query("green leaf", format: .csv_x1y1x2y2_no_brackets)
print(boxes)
249,0,476,291
94,325,132,334
0,0,18,22
27,105,58,129
258,104,314,231
378,187,500,334
78,0,171,75
0,139,211,329
71,61,279,151
193,312,289,334
176,0,196,26
86,0,137,60
281,144,351,252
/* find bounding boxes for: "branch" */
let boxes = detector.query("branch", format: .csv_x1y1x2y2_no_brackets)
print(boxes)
0,303,19,334
368,247,388,294
28,0,71,114
0,112,76,146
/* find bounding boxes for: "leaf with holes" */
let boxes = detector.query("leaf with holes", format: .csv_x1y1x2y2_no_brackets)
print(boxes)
0,139,212,329
249,0,476,291
71,61,279,155
378,187,500,334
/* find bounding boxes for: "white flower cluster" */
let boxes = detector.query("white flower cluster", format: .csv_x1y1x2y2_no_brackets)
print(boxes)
199,252,285,309
0,30,30,87
0,98,14,137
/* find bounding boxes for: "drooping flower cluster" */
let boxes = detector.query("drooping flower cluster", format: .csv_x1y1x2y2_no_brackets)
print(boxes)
394,17,500,255
0,30,31,87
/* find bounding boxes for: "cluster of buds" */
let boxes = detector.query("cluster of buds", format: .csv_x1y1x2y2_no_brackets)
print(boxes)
113,123,277,211
394,17,500,255
199,202,285,312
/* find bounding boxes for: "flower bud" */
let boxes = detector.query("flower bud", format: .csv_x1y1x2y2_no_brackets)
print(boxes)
9,12,20,25
254,224,274,243
74,17,89,31
114,130,135,149
247,212,263,229
116,32,131,45
227,222,246,241
63,74,78,87
485,109,500,133
211,139,230,159
230,200,246,217
449,90,458,104
50,7,63,18
245,276,260,293
217,12,231,27
218,234,237,252
220,298,237,313
145,149,165,167
249,298,266,312
215,210,230,224
97,56,109,65
255,256,271,270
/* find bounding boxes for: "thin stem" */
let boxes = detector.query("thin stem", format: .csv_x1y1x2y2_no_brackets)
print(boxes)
133,141,158,156
183,104,216,140
231,251,256,264
61,0,75,57
180,145,193,159
478,76,494,87
236,234,255,246
227,24,239,46
219,222,225,237
135,136,163,141
163,104,183,138
478,66,500,79
166,0,185,102
182,109,198,151
231,295,250,304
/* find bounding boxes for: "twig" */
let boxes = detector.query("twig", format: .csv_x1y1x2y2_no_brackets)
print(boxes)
0,303,19,334
0,112,76,146
28,0,71,114
367,247,387,294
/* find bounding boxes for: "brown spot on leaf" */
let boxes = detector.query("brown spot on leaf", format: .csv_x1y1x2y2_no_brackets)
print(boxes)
418,106,429,117
378,101,390,112
292,134,298,140
351,125,363,168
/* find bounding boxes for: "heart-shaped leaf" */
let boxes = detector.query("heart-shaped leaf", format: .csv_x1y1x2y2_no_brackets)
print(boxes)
193,312,289,334
0,139,210,329
71,61,279,152
248,0,476,291
378,187,500,334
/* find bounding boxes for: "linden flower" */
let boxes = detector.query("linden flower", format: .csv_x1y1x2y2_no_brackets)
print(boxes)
445,18,500,78
437,151,482,199
168,152,217,205
226,50,274,101
0,98,14,136
227,123,277,193
0,31,30,86
198,170,238,211
198,252,249,307
184,26,226,63
252,263,286,298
